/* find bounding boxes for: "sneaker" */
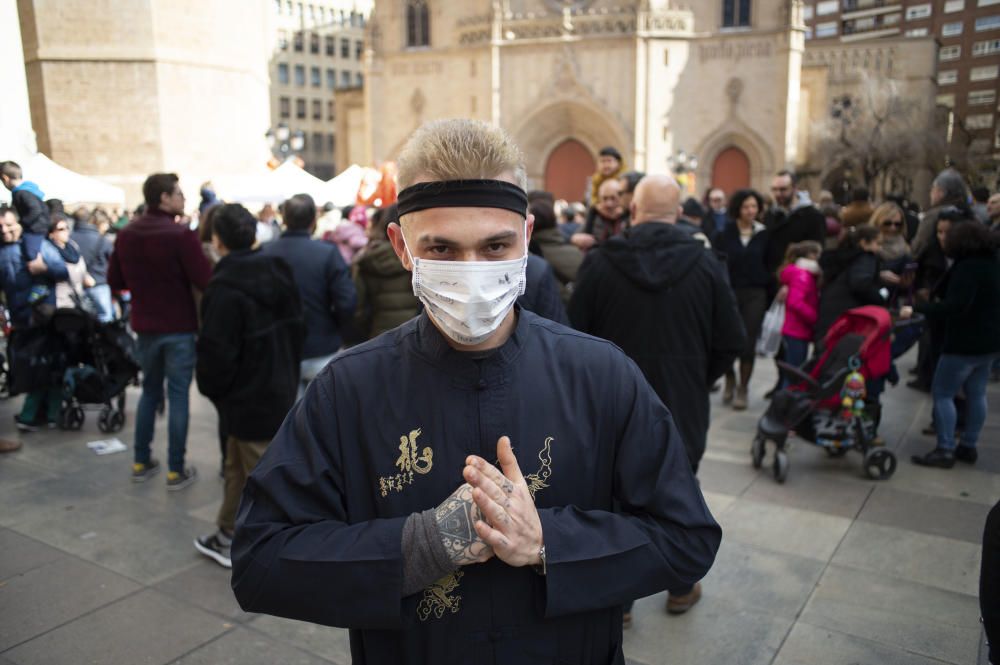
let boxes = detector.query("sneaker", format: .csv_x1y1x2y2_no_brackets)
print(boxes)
954,445,978,464
132,459,161,482
666,582,702,615
732,388,748,411
14,417,37,433
194,530,232,568
166,466,198,491
911,448,955,469
0,438,22,453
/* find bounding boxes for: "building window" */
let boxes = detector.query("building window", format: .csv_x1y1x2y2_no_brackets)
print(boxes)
966,113,995,129
722,0,751,27
940,45,962,60
815,21,837,38
815,0,837,16
942,21,963,36
278,30,288,51
326,68,336,90
980,0,1000,6
971,64,1000,80
296,98,306,118
944,0,965,11
906,27,929,36
340,38,350,58
969,89,997,105
802,5,813,20
311,66,321,87
355,40,363,60
278,63,290,84
936,93,956,108
973,38,1000,55
279,97,291,118
310,32,320,54
327,134,335,155
356,72,363,86
326,35,335,56
294,64,305,86
327,100,335,121
905,4,931,20
406,0,430,47
312,99,322,120
975,15,1000,31
341,70,351,87
938,69,958,84
293,31,303,52
313,132,324,153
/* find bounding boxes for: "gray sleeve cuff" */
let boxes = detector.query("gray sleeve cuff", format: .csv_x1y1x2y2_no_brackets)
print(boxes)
400,508,459,597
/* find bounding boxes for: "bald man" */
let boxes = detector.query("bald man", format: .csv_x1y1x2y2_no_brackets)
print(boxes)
568,174,745,620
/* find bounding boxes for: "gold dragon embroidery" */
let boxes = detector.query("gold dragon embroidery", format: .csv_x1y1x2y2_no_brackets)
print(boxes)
379,428,433,497
418,437,554,621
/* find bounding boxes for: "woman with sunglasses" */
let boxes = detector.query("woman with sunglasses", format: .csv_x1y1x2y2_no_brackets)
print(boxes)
46,215,95,309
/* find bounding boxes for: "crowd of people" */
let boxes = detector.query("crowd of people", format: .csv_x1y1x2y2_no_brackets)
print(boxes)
1,120,999,663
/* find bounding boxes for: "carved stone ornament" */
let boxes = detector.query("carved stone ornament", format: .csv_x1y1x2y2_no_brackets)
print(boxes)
410,88,426,115
726,77,744,106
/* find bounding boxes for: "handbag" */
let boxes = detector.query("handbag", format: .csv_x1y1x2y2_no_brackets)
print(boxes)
756,299,785,358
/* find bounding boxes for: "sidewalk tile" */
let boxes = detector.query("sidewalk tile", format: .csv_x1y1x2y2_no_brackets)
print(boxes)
3,589,228,665
0,557,139,651
743,469,873,519
0,529,65,581
698,458,758,496
717,499,853,562
247,615,351,663
774,622,961,665
154,560,254,623
858,486,992,543
173,627,341,665
799,565,980,664
832,521,982,596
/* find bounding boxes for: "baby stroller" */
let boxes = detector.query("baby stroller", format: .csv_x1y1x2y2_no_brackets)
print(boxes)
49,308,139,432
751,306,901,483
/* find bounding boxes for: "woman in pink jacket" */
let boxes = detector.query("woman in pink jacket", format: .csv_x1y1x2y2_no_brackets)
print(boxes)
779,241,823,381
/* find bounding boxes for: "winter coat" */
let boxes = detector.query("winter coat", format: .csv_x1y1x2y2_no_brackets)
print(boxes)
260,230,357,358
816,248,885,342
196,250,305,441
531,226,583,301
11,181,49,235
713,221,772,289
70,221,113,285
351,240,420,340
780,260,820,341
763,204,827,276
915,255,1000,356
325,222,368,264
839,201,874,229
0,238,68,327
568,222,746,468
518,254,569,325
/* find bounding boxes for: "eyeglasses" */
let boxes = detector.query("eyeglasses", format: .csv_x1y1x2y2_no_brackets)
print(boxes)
881,221,903,228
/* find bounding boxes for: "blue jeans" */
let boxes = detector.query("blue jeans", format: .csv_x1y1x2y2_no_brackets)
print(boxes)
781,336,811,388
932,353,997,451
86,284,114,323
134,333,196,472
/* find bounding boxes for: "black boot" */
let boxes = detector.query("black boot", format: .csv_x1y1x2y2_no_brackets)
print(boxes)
911,447,956,469
954,446,978,464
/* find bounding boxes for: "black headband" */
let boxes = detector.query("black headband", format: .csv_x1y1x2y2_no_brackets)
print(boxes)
397,179,528,218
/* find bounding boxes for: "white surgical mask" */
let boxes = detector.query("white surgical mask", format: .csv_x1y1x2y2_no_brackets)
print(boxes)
404,222,528,346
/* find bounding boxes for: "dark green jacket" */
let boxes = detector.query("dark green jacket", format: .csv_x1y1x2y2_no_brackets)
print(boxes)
532,227,583,303
916,256,1000,356
352,241,420,340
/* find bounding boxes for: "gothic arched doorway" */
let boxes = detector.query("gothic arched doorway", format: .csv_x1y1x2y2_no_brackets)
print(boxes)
544,139,596,202
711,146,751,195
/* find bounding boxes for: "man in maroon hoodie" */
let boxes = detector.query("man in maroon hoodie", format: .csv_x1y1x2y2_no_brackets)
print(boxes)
108,173,211,490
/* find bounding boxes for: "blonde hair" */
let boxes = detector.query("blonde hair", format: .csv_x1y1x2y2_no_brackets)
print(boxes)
396,118,527,191
869,202,906,238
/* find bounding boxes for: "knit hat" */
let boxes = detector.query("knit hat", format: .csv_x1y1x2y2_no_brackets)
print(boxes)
598,146,622,162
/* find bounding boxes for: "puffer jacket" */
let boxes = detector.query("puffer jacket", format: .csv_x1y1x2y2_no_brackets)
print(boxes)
352,240,420,339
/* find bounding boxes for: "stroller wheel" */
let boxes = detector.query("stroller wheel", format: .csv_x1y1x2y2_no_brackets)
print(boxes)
751,435,766,469
773,450,789,484
98,408,113,433
864,448,897,480
61,406,84,431
108,410,125,433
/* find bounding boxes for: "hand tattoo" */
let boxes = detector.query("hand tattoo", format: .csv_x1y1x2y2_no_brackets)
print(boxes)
435,483,494,566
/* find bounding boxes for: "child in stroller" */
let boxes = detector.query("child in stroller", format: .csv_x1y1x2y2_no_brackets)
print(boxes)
751,305,914,483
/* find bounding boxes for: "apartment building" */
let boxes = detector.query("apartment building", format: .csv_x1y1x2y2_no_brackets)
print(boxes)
803,0,1000,161
268,0,372,179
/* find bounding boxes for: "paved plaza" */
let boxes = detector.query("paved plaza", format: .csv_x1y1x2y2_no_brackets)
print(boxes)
0,354,995,665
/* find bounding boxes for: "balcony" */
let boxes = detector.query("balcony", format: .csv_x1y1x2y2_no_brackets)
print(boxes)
842,0,901,20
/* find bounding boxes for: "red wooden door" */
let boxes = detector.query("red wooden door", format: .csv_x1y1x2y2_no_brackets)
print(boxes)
545,139,596,202
711,146,751,194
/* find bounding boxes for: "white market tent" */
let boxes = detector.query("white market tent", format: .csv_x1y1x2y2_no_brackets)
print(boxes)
213,160,332,206
0,153,125,206
322,164,364,207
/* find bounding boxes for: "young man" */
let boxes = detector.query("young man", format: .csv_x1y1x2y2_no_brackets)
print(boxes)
194,203,304,568
0,161,49,261
107,173,211,489
231,119,721,664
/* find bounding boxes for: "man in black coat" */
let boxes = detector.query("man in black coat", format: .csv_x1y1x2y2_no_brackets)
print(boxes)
568,173,745,618
193,203,305,568
763,170,826,277
70,209,115,321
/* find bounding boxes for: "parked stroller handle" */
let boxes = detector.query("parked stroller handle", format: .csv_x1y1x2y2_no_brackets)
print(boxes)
776,361,820,391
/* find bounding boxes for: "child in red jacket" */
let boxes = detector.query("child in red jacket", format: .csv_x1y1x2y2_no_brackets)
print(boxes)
779,241,823,381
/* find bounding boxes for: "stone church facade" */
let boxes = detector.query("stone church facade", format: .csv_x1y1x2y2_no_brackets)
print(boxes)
363,0,809,200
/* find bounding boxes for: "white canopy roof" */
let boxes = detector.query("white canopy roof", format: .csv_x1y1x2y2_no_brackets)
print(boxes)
213,161,332,206
322,164,364,208
0,153,125,206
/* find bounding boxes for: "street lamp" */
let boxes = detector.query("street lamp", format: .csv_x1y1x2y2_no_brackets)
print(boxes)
265,122,305,162
668,149,698,194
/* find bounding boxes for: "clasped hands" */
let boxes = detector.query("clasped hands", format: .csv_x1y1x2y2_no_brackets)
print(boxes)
435,436,544,568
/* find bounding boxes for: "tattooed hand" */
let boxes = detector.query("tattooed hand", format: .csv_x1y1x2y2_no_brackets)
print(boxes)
434,483,495,566
463,436,544,568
